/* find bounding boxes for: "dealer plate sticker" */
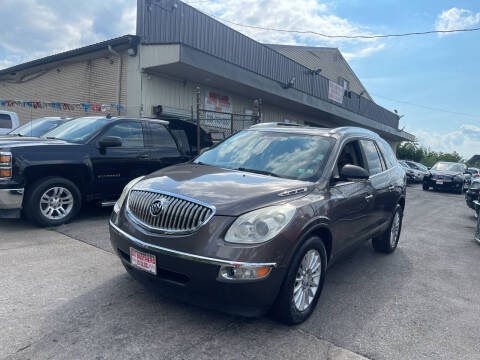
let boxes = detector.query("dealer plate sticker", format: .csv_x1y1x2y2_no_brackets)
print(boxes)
130,247,157,275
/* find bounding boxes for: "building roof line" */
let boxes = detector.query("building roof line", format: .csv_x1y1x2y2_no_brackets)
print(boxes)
0,35,140,76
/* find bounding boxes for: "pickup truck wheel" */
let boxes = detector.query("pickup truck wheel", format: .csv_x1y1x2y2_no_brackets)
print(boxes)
272,236,327,325
372,204,403,253
25,177,81,227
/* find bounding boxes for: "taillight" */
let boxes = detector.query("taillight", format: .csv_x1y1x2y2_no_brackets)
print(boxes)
474,174,480,178
0,151,12,179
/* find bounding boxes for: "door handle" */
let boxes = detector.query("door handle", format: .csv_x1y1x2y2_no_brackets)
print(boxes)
137,155,150,159
365,194,374,201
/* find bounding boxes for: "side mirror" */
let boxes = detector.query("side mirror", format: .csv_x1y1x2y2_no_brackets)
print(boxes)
99,136,122,149
340,164,369,181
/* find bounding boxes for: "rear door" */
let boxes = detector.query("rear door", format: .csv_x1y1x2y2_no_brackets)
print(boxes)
359,139,392,233
146,122,190,173
90,120,151,199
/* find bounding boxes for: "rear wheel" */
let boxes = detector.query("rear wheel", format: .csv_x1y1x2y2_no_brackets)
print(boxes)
272,236,327,325
372,205,403,253
422,183,429,191
24,177,81,227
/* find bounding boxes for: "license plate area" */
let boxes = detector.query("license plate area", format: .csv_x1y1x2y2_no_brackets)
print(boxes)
130,247,157,275
436,180,444,185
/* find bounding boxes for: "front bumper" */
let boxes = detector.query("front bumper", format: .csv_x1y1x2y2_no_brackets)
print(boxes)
109,221,286,317
0,188,24,218
424,178,462,191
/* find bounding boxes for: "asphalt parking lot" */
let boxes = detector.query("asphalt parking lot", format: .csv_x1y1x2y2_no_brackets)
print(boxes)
1,184,480,360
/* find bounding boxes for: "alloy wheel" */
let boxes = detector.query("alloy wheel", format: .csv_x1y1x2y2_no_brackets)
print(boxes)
39,186,74,220
293,249,322,312
390,210,401,248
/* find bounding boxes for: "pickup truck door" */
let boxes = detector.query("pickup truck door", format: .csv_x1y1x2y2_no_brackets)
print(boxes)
90,120,151,199
145,122,190,172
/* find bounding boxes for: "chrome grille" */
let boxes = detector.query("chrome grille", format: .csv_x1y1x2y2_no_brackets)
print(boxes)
127,190,215,234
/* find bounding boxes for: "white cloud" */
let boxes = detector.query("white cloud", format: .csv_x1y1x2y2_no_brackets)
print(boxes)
0,0,137,69
189,0,385,59
435,7,480,34
414,125,480,159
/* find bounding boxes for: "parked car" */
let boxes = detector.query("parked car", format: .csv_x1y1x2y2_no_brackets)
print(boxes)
0,111,19,135
0,116,212,226
423,161,467,194
109,124,406,325
3,117,72,138
465,177,480,210
403,160,429,182
464,167,480,188
399,161,417,183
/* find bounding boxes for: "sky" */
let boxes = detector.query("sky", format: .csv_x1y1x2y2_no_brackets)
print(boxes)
1,0,479,158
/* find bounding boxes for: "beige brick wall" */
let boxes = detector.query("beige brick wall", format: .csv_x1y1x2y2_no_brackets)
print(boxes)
0,50,127,125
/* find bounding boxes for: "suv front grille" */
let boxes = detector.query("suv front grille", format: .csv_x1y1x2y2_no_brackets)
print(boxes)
127,190,215,234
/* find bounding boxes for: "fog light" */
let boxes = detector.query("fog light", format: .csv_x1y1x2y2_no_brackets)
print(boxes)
219,265,272,281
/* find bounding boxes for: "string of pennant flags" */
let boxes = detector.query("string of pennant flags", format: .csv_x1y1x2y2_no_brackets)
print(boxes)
0,99,125,113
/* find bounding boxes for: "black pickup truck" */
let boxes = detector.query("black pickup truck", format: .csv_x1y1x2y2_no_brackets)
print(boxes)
0,116,212,226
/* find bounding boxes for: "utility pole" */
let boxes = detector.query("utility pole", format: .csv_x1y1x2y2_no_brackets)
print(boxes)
196,86,201,154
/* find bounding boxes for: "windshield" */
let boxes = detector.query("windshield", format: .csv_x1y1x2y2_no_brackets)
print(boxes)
9,118,64,137
399,161,411,169
42,117,110,143
195,130,335,181
431,162,465,172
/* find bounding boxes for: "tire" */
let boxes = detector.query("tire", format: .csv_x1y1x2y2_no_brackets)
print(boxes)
422,183,429,191
372,204,403,254
272,236,327,325
457,186,464,195
24,177,82,227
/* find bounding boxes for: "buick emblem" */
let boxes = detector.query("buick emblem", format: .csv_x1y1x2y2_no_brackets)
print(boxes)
149,198,170,217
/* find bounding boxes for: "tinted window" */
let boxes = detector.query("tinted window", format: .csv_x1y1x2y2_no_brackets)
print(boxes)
196,130,335,182
376,139,397,169
0,114,12,129
360,140,383,175
170,129,191,154
103,122,144,148
149,123,178,150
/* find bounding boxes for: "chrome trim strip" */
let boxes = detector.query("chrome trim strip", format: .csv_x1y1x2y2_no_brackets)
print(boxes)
110,221,277,268
126,188,216,235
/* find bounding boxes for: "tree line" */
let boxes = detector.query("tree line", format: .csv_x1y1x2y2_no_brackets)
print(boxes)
396,142,465,168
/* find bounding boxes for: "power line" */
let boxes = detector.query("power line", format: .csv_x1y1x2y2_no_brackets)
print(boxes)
181,1,480,39
372,94,480,119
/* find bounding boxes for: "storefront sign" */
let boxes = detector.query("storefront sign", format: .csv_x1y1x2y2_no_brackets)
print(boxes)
204,89,232,128
328,81,344,104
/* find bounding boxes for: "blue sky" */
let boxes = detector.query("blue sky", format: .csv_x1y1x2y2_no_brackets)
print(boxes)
1,0,479,158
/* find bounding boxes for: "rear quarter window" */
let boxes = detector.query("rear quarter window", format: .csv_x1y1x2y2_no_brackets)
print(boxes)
0,114,12,129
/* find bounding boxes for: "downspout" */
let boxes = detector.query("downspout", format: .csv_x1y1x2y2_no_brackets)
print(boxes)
108,45,122,115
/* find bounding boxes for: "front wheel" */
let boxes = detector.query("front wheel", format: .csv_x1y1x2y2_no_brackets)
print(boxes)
24,177,82,227
272,236,327,325
372,205,403,253
422,183,429,191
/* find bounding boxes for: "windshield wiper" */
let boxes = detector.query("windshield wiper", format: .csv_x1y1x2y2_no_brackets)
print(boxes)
236,167,281,178
45,136,58,140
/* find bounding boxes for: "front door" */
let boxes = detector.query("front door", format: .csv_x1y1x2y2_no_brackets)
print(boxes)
90,120,151,199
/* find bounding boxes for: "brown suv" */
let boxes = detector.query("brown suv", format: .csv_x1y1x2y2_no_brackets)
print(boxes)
109,124,406,324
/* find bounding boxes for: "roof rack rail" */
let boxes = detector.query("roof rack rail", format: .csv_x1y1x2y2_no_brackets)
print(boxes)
250,122,302,128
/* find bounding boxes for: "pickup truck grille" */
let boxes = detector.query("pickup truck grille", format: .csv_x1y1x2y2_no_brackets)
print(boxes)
127,190,215,234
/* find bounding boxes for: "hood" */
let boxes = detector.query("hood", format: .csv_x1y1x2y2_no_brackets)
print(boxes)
137,163,315,216
429,169,462,177
0,137,72,149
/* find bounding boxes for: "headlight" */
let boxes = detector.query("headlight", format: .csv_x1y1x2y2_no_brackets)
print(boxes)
113,176,145,214
225,204,296,244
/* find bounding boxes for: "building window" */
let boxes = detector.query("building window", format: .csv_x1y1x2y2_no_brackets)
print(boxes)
339,77,350,91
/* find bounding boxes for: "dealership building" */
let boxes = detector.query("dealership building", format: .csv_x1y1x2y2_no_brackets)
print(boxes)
0,0,414,147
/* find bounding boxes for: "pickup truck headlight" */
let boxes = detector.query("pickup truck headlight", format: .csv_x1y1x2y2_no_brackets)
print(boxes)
225,204,296,244
113,176,145,214
0,151,12,179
